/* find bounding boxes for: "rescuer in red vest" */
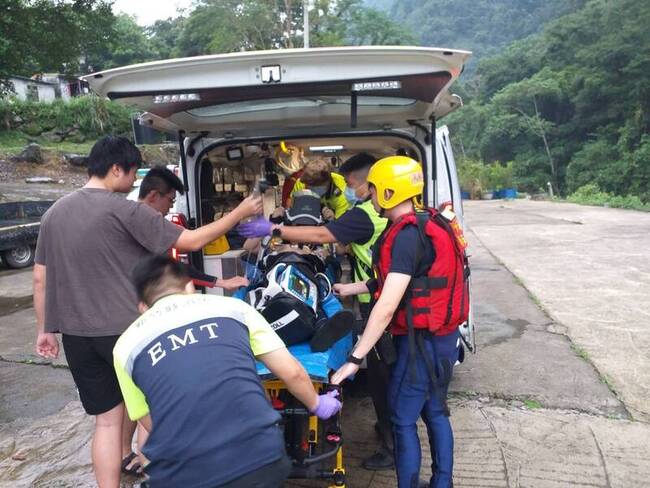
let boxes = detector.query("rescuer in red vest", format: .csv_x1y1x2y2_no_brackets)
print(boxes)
331,156,469,488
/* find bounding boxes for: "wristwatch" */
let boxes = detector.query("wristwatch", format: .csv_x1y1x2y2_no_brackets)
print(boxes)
347,353,363,365
271,225,282,238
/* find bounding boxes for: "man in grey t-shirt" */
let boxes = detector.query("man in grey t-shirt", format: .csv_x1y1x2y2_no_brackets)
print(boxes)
33,135,261,488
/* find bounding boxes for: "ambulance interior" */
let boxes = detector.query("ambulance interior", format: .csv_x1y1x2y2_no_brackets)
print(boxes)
195,135,423,296
196,136,422,228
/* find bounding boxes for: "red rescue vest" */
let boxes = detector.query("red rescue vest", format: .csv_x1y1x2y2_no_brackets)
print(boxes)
374,209,469,337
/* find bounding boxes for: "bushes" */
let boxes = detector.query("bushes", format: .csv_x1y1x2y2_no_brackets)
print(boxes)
486,161,515,190
568,184,650,211
457,158,484,198
0,96,133,139
458,158,515,198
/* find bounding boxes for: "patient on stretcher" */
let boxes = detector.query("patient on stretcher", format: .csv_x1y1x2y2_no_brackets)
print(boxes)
236,191,354,354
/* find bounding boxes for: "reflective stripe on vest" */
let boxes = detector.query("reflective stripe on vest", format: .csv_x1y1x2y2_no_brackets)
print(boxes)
350,200,387,303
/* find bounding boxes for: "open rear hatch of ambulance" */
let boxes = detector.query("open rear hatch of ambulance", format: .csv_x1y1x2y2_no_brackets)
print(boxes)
82,46,470,137
83,47,477,354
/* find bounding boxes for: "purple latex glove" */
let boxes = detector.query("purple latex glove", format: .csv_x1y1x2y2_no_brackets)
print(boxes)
237,216,273,238
310,390,342,419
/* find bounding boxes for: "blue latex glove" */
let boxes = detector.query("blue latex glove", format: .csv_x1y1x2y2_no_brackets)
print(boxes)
237,216,273,238
310,390,342,419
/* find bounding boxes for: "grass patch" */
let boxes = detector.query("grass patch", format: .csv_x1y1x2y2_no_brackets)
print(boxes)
0,130,30,153
569,343,619,397
523,399,543,409
601,374,615,393
1,96,132,137
568,183,650,211
0,96,133,159
41,141,94,154
571,343,590,361
0,130,95,158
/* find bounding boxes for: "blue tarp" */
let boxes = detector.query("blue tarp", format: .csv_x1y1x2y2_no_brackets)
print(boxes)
256,332,353,382
234,270,354,382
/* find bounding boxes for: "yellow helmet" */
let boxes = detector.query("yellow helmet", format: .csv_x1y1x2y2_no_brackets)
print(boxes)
367,156,424,209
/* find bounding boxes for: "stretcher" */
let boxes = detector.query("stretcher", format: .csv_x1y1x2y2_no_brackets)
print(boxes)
256,335,352,487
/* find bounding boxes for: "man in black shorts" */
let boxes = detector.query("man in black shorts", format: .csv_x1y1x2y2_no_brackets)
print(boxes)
33,135,262,488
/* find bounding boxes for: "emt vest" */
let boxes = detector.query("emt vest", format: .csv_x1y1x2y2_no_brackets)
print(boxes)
113,294,285,487
374,208,469,336
350,200,387,303
291,172,351,218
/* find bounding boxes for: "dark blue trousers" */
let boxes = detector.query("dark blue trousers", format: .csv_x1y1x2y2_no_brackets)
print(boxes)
389,330,460,488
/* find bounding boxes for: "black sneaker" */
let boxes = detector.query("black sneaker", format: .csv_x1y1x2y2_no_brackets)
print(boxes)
310,310,354,352
362,449,394,471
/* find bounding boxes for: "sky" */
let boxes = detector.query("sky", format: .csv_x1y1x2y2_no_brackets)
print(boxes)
112,0,194,26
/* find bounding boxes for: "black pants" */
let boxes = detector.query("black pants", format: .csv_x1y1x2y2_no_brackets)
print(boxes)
359,303,394,451
215,456,291,488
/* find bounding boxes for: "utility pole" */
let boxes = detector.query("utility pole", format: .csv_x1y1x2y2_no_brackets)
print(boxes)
303,0,310,48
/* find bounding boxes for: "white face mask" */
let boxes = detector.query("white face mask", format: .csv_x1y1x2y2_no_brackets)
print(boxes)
344,186,360,204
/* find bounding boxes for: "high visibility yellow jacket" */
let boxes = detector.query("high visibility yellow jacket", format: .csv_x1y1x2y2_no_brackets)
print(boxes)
349,200,388,303
290,172,351,218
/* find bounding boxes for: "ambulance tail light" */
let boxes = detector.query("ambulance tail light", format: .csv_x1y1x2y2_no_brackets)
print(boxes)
170,213,187,228
169,212,189,263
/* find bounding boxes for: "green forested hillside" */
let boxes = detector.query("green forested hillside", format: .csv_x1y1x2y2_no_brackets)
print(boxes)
446,0,650,201
386,0,586,68
1,1,415,79
3,1,647,204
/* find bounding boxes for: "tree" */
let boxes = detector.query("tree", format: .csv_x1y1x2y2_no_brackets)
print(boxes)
346,7,417,45
85,14,156,71
173,0,416,57
147,16,187,60
447,0,650,200
388,0,586,74
492,69,568,193
174,0,305,56
0,0,114,83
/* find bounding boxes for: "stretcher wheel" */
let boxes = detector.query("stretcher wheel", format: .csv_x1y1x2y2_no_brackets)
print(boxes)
331,469,345,487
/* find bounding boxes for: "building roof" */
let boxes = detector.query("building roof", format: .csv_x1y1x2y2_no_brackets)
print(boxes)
8,75,58,87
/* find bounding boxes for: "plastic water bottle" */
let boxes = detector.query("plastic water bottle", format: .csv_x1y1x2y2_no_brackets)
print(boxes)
242,179,267,224
440,203,468,250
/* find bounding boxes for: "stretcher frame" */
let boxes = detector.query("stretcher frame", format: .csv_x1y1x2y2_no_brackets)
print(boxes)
263,379,346,488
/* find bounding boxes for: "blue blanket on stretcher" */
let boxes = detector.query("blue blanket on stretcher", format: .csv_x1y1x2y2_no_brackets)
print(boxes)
233,281,353,382
256,333,353,382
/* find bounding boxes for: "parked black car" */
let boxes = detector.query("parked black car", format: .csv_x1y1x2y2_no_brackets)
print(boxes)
0,201,54,269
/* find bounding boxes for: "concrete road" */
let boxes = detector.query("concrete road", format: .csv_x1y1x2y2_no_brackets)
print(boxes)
464,199,650,421
1,200,649,487
450,227,624,418
0,182,77,204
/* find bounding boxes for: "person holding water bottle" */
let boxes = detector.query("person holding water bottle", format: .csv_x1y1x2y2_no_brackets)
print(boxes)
33,136,263,488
